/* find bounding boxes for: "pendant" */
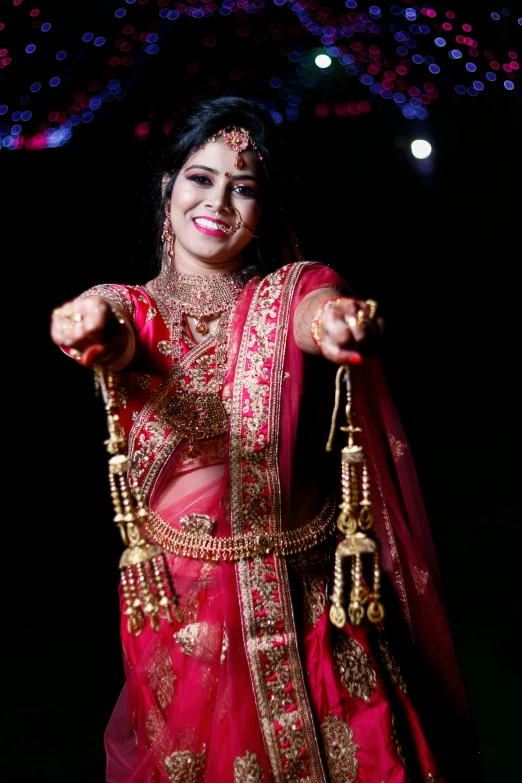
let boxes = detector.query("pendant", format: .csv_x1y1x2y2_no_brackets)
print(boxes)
195,320,208,335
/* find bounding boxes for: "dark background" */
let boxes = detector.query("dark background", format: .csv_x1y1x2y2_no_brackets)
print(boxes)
2,2,520,781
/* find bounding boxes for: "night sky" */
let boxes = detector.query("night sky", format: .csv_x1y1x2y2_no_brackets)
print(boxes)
1,2,520,781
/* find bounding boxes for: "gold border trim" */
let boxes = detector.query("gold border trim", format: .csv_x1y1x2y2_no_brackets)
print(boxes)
230,262,327,782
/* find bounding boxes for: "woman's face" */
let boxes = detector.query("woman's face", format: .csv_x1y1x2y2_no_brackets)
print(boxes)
167,138,263,273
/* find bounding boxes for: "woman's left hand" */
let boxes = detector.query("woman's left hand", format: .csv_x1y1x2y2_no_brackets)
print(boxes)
313,297,385,365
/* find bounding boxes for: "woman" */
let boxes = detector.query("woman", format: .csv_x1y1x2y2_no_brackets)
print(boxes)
50,97,478,783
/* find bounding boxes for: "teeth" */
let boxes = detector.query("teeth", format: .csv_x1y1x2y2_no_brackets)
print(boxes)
194,218,227,231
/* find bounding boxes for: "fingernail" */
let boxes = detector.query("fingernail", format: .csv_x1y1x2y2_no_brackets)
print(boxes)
348,353,363,364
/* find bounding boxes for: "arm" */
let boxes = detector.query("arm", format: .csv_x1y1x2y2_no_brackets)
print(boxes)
50,295,136,371
294,287,383,364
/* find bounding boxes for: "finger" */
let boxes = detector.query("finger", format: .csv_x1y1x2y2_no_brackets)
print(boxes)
321,341,363,365
82,343,109,368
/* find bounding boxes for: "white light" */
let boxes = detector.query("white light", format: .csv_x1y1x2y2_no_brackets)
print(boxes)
410,139,432,159
315,54,332,69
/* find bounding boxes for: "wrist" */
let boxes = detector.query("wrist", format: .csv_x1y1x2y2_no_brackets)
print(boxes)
310,297,347,352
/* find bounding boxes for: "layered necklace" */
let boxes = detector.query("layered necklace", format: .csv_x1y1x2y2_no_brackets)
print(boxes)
149,267,245,444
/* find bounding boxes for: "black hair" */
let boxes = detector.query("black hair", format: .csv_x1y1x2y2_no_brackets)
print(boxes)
148,96,301,277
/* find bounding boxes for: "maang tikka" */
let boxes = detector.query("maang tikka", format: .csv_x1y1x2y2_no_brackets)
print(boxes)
198,126,264,171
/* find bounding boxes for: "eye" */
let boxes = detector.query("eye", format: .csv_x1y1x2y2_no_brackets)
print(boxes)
232,184,261,200
187,174,212,186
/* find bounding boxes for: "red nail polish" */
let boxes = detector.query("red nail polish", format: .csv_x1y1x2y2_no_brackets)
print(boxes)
348,353,363,364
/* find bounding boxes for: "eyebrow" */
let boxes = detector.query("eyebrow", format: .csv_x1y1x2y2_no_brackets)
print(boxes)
184,164,260,183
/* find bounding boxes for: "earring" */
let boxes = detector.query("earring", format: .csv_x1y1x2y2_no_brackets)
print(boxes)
162,213,175,259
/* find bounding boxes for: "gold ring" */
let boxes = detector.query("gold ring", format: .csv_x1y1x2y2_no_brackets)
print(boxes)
69,348,82,361
356,309,366,326
53,307,65,318
61,321,74,331
365,299,378,319
70,311,83,322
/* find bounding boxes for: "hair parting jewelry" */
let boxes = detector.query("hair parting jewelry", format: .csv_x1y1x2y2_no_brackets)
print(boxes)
197,126,264,171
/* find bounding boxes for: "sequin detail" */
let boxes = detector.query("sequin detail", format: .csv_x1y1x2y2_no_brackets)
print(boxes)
233,750,264,783
147,645,176,709
321,713,359,783
164,747,207,783
410,563,430,595
333,635,376,703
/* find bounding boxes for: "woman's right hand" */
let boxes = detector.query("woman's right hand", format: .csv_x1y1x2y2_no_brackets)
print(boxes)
50,295,135,369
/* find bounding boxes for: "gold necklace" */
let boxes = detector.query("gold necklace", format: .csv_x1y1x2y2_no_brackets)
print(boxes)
154,268,244,335
149,268,246,444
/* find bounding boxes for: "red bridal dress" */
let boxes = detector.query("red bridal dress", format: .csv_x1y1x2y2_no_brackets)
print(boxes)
78,262,479,783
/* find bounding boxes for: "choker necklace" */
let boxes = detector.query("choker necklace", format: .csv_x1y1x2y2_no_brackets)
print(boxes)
153,269,244,335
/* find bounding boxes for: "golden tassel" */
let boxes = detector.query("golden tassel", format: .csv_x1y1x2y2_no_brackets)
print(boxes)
327,365,385,628
95,366,182,636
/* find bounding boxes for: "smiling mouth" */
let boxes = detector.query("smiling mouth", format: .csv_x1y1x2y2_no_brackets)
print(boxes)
193,217,237,236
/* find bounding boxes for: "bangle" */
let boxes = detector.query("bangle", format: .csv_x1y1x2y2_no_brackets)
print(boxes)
310,297,346,351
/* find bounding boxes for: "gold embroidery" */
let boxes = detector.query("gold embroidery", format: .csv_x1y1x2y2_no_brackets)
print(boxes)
180,513,215,536
221,625,228,664
321,713,359,783
377,633,407,693
164,747,207,783
410,563,430,595
302,575,326,627
145,705,164,743
158,340,172,356
180,591,200,624
230,264,328,782
233,750,264,783
389,433,408,462
79,284,135,322
174,623,200,656
334,635,377,703
137,373,153,390
147,645,176,710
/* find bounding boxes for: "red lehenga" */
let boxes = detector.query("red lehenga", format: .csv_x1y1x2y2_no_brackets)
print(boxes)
85,262,477,783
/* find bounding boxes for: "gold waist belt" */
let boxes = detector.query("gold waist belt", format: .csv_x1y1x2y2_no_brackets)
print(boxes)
148,496,337,562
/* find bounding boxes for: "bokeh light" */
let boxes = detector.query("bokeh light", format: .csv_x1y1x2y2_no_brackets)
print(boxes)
315,54,332,69
411,139,432,159
0,1,519,151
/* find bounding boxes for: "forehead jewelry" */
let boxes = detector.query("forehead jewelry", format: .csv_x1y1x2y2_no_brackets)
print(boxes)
198,126,263,171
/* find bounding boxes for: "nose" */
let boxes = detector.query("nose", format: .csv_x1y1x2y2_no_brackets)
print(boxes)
206,184,233,216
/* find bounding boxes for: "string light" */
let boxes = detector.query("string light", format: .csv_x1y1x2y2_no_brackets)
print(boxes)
0,2,519,150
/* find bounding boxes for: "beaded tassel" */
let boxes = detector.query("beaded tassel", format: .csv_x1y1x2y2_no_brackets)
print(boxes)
326,365,385,628
95,367,182,636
